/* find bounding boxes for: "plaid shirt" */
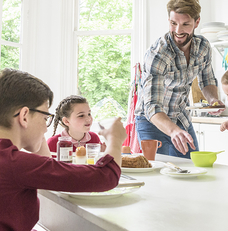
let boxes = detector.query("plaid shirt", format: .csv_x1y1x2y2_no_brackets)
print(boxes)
135,32,217,130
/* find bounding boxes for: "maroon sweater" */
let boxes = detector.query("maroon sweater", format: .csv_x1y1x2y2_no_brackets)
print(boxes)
47,131,101,152
0,139,120,231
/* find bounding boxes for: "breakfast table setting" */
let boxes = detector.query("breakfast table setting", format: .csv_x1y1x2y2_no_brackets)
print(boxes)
38,152,228,231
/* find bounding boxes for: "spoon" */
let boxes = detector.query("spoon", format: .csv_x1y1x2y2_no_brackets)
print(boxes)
213,150,225,155
165,162,190,173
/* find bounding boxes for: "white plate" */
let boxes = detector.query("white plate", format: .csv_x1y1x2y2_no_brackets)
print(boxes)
186,107,223,112
202,22,225,28
160,167,207,178
193,108,222,112
121,160,164,173
217,30,228,36
201,27,226,34
60,187,140,199
218,35,228,41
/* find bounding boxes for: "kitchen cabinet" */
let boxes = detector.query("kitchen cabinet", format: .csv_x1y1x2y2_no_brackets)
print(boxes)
193,122,228,165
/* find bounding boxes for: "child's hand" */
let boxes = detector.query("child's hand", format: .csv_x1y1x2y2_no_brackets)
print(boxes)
220,121,228,132
100,142,106,152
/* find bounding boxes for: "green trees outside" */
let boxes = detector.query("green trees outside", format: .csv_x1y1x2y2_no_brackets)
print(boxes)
1,0,132,121
78,0,132,121
0,0,21,69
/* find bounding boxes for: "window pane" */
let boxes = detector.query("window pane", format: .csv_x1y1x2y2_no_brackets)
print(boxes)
1,45,20,69
2,0,22,43
79,0,132,31
78,35,131,121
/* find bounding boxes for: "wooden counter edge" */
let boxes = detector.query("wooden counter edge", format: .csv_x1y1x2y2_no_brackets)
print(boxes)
192,116,228,124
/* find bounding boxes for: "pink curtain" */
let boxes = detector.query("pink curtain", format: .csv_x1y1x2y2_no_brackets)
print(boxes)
123,63,142,153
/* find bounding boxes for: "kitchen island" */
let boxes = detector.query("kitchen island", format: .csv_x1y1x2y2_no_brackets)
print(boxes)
38,154,228,231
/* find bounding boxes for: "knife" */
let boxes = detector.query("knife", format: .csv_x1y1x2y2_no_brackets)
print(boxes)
117,174,145,188
117,181,145,188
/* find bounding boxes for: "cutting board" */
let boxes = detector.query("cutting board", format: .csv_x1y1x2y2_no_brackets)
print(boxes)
191,77,206,103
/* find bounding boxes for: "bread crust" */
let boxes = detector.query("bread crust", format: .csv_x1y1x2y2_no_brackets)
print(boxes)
121,155,152,168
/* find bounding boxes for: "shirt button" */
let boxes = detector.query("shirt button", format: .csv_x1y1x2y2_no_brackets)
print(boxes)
99,162,104,165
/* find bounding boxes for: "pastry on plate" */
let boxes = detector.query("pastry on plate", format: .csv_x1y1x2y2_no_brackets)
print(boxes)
121,155,152,168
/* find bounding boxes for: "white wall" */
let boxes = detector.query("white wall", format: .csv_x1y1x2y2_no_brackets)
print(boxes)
145,0,213,48
22,0,78,138
210,0,228,115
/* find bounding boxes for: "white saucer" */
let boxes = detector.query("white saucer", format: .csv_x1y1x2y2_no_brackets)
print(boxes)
160,167,207,178
121,161,164,173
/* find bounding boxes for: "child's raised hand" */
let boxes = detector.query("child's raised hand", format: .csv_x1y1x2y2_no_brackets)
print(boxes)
220,120,228,132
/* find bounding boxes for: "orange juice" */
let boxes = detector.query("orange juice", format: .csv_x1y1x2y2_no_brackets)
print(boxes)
87,158,95,165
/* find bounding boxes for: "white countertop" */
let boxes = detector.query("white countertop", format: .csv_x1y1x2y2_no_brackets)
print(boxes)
192,116,228,124
38,154,228,231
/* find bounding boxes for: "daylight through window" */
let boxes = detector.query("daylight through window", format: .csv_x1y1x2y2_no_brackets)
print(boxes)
75,0,133,122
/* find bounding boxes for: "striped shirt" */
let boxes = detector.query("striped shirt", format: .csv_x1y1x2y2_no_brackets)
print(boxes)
135,32,217,130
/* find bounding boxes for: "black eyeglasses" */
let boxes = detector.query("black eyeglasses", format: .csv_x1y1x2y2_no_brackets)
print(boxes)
13,108,55,127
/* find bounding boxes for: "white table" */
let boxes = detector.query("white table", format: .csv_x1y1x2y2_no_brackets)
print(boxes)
38,154,228,231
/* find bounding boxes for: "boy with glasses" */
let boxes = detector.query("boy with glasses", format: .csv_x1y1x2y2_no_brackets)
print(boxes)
0,68,126,231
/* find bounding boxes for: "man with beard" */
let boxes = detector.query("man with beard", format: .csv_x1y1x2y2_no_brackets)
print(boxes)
135,0,224,158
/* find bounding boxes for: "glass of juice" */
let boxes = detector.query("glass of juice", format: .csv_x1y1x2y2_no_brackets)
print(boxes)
86,143,100,165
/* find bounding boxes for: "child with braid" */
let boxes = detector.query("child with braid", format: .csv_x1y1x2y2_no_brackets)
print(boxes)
47,95,106,152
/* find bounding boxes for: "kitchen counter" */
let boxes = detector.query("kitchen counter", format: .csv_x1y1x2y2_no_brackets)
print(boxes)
38,154,228,231
192,116,228,124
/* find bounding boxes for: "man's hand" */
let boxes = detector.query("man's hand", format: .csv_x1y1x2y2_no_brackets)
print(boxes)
170,129,196,155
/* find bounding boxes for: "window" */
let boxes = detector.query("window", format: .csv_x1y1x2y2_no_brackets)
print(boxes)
0,0,22,69
74,0,133,122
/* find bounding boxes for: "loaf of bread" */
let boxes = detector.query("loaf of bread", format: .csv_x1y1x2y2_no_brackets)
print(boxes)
121,155,152,168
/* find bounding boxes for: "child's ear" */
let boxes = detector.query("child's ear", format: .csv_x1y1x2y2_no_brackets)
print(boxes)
62,117,70,126
19,107,30,128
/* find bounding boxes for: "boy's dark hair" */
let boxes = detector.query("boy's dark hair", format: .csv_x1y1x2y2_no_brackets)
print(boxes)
167,0,201,21
0,68,53,128
52,95,88,136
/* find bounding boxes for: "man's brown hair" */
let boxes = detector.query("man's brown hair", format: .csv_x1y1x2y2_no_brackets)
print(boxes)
167,0,201,21
0,68,53,128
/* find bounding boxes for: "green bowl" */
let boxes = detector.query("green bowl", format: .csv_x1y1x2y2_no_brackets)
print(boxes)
190,151,217,167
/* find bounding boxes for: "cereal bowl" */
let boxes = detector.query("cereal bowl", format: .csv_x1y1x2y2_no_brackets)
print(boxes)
190,151,223,167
